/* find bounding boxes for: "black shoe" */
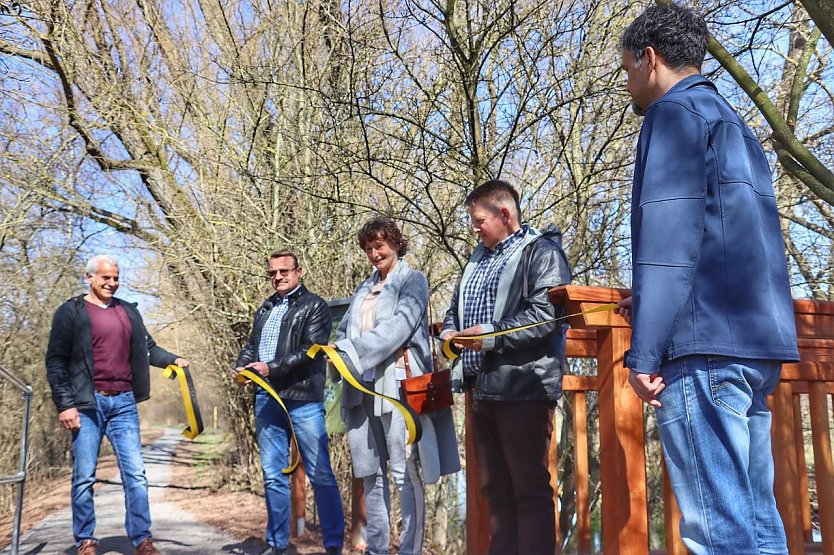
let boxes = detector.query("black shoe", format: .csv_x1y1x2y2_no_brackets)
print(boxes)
259,547,286,555
325,548,341,555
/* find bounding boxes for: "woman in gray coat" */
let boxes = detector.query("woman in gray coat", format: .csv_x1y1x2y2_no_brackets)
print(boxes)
334,217,460,555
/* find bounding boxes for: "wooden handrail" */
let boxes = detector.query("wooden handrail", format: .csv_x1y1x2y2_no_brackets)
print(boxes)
463,285,834,554
291,285,833,554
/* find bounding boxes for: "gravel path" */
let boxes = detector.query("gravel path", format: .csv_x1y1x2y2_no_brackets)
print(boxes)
4,428,265,555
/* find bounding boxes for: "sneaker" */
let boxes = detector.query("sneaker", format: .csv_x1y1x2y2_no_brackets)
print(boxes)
259,547,287,555
325,548,342,555
77,540,97,555
133,538,161,555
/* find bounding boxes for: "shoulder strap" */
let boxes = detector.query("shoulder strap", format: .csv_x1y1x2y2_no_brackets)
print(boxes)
403,348,412,379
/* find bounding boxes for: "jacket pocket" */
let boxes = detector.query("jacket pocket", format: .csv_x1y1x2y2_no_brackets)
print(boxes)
71,366,93,406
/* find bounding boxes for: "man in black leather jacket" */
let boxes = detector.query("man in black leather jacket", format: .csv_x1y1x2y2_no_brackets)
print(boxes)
441,180,571,555
45,255,189,555
234,250,343,555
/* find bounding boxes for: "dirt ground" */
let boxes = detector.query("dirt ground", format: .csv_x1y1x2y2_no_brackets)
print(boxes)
0,428,165,549
163,436,268,547
164,435,366,555
0,429,407,554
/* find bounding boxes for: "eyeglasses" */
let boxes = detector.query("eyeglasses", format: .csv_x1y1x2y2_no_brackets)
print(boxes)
267,267,298,278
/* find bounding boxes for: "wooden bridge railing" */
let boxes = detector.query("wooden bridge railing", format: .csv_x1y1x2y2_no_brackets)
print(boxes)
461,285,833,554
290,285,834,554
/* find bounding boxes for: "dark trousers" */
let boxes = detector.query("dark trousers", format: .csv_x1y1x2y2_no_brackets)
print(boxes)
472,399,556,555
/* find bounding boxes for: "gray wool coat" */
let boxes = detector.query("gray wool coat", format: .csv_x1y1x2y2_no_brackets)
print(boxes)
335,259,460,483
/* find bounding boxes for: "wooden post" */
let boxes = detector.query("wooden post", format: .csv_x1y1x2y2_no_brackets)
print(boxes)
465,389,490,555
290,462,306,538
350,478,367,549
597,326,648,555
549,414,561,553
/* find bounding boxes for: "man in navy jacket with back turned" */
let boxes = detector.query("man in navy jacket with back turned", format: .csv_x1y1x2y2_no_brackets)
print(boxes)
616,5,799,554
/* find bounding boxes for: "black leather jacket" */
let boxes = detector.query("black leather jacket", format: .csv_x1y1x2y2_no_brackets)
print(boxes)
45,295,179,412
442,225,571,402
236,285,332,401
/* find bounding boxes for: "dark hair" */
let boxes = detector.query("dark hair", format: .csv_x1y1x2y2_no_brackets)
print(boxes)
268,249,300,268
621,4,708,72
358,217,408,257
465,179,522,221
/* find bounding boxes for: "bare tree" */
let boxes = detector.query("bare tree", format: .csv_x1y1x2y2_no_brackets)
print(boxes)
2,0,831,549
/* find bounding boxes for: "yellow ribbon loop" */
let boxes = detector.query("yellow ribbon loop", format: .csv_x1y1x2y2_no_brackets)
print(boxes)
441,303,620,361
441,340,459,361
306,344,422,445
235,369,300,474
162,365,204,440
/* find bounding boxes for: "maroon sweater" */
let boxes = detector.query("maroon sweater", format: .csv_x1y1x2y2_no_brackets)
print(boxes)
85,301,133,392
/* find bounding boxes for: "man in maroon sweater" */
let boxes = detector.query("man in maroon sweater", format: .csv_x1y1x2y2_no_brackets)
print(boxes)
46,255,189,555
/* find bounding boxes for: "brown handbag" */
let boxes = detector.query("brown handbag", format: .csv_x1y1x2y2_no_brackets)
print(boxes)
400,349,454,415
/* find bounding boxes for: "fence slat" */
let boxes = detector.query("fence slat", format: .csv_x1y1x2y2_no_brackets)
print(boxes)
573,392,591,554
809,385,834,555
793,394,813,542
772,382,806,554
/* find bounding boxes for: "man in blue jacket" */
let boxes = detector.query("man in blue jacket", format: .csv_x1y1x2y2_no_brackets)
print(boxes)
46,255,190,555
617,5,799,554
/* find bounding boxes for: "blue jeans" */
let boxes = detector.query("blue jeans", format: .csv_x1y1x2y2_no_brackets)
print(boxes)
255,393,344,549
72,391,151,547
360,392,425,555
656,355,788,554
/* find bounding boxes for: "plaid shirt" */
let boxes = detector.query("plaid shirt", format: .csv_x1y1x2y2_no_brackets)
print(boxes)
461,227,526,375
257,286,299,363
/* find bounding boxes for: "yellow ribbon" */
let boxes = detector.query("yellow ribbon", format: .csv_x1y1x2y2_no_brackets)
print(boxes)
441,303,620,360
235,369,300,474
306,344,422,445
162,365,204,440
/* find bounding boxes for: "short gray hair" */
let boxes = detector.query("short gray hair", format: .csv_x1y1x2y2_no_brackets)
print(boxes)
85,254,119,276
